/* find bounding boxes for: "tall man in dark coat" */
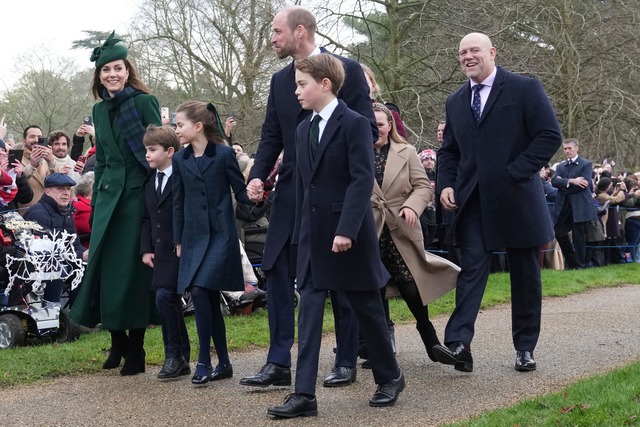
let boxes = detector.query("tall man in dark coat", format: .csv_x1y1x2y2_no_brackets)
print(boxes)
242,6,377,388
433,33,562,373
551,138,597,269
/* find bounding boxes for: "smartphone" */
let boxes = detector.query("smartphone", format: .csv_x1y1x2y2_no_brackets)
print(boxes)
82,116,93,126
37,137,49,147
229,112,236,119
171,112,177,125
161,107,170,121
78,155,87,164
7,149,23,168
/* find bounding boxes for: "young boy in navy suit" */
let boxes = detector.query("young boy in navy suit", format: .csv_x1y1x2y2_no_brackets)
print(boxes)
141,126,191,380
267,54,404,419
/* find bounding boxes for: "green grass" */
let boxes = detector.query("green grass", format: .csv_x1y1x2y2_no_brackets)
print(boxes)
446,360,640,427
0,263,638,388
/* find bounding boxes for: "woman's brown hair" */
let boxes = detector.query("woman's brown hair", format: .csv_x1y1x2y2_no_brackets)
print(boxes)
91,58,151,100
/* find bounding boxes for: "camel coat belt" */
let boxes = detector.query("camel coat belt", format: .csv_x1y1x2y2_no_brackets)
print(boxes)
371,141,459,305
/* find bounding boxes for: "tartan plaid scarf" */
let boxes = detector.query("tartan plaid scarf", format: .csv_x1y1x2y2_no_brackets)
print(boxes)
102,86,149,170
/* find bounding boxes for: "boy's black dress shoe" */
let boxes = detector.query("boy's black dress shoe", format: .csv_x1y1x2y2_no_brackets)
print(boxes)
210,363,233,381
191,363,212,385
240,362,291,387
514,351,536,371
157,357,189,379
267,393,318,418
369,371,405,407
432,342,473,372
323,366,356,387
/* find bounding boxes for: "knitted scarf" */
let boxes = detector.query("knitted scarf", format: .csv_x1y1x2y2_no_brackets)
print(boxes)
102,86,148,170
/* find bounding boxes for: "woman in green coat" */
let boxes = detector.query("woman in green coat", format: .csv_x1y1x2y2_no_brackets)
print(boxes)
70,32,162,375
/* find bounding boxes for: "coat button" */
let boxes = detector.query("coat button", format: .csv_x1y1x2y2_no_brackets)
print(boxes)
156,238,161,243
104,184,109,190
157,223,161,228
311,207,316,212
311,184,316,189
157,209,161,214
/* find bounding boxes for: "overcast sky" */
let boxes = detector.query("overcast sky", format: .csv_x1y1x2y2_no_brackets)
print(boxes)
1,0,141,89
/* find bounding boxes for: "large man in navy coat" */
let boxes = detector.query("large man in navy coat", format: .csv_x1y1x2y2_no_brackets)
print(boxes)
433,33,562,373
242,6,377,388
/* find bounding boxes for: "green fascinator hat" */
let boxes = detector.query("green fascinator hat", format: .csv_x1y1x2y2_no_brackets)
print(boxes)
90,31,128,68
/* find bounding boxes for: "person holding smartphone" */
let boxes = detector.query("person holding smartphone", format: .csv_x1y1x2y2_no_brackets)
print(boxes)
17,125,64,208
71,117,95,162
0,139,32,211
72,120,97,175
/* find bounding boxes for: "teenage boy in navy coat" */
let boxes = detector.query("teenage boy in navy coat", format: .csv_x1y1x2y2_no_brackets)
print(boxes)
243,6,377,389
141,126,191,379
267,54,403,419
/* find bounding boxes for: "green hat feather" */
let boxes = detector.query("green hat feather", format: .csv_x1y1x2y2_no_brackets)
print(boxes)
90,31,128,68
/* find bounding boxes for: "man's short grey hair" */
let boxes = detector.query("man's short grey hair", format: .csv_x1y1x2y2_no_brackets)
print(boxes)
563,138,580,146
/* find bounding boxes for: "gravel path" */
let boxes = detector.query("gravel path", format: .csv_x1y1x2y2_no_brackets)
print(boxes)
2,285,639,427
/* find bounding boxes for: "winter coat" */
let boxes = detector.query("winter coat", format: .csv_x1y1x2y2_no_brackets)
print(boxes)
371,140,459,304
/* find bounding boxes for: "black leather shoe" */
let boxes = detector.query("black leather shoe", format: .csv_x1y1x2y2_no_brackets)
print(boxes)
157,357,189,380
210,363,233,381
432,341,473,372
323,366,356,387
369,371,405,407
179,362,191,376
191,363,212,386
361,359,372,369
240,362,291,387
515,351,536,371
267,393,318,418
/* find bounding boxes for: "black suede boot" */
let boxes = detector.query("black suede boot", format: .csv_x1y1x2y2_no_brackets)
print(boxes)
103,330,128,369
120,328,146,376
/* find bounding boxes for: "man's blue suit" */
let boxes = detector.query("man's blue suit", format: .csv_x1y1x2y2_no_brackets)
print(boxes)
551,156,596,268
437,66,562,351
248,49,377,368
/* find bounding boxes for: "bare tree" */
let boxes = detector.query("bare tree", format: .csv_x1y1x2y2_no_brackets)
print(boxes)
318,0,640,168
0,51,93,137
128,0,286,151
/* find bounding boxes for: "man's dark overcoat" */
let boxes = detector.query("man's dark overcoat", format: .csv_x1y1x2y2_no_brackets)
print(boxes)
438,67,562,250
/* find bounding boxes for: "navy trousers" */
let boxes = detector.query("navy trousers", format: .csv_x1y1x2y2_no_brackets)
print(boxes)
295,278,399,397
444,191,542,352
155,287,191,360
265,245,296,367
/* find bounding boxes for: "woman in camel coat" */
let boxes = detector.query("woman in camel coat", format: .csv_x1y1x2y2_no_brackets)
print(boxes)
370,103,459,361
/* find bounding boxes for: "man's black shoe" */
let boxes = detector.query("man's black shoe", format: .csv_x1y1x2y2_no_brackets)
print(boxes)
157,357,189,380
239,362,291,387
267,393,318,418
323,366,356,387
432,341,473,372
369,371,405,407
515,351,536,371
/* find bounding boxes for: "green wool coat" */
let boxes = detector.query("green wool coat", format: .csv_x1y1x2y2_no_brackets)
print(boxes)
70,93,162,330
